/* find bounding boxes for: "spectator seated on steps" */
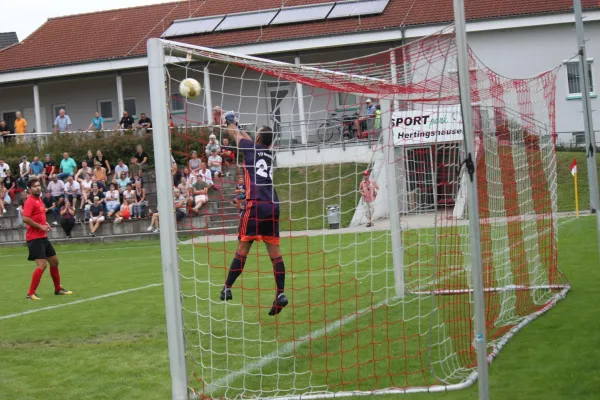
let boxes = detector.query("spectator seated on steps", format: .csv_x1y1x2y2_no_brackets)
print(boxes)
208,148,223,179
205,134,220,158
88,196,105,237
64,175,81,210
47,174,66,210
231,175,246,209
105,183,121,219
114,199,132,224
84,184,105,222
43,189,60,227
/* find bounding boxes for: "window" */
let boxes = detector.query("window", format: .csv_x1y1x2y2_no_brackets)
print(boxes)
124,98,137,117
573,132,586,145
98,100,114,120
52,104,67,118
566,60,595,97
337,93,360,108
171,93,185,113
2,110,18,131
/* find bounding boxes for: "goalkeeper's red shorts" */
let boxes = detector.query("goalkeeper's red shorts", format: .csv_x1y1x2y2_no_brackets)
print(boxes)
239,200,280,245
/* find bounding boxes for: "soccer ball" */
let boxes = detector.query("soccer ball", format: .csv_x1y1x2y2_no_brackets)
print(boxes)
179,78,202,99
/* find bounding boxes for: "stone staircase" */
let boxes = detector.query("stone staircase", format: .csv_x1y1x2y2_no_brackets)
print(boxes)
0,170,241,247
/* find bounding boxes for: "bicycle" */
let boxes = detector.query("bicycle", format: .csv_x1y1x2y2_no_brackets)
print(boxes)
316,112,358,142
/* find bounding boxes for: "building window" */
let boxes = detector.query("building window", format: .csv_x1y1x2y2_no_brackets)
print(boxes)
566,60,595,97
98,99,114,121
52,104,67,118
124,98,137,117
171,93,185,113
573,132,586,145
337,92,360,108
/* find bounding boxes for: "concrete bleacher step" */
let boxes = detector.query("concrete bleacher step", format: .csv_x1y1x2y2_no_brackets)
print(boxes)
0,214,239,244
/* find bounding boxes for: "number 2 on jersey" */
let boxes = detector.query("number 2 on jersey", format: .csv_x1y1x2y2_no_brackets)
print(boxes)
255,159,273,181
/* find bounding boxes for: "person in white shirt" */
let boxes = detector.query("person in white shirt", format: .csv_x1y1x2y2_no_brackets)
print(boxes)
122,183,136,215
0,158,9,184
64,175,81,209
207,148,223,178
105,183,121,218
197,162,213,189
18,156,30,189
113,159,129,183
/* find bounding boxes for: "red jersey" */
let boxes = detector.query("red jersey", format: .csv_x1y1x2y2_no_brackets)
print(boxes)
23,195,48,241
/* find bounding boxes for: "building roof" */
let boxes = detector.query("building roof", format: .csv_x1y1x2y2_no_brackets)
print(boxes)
0,32,18,50
0,0,596,74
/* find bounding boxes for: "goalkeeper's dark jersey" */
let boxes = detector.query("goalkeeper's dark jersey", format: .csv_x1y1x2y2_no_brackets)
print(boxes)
238,139,279,203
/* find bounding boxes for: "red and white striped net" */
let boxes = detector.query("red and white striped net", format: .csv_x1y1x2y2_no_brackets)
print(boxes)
160,26,568,399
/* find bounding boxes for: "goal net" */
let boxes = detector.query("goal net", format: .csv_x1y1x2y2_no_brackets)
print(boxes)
148,27,569,399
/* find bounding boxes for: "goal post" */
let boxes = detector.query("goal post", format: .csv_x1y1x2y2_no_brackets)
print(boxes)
147,38,188,400
147,30,569,400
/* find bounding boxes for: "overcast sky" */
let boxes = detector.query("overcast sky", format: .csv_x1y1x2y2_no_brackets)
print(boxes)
5,0,177,41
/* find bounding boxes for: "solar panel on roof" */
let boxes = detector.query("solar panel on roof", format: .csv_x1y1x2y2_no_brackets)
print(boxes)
215,10,279,32
271,3,334,25
162,16,225,37
328,0,390,19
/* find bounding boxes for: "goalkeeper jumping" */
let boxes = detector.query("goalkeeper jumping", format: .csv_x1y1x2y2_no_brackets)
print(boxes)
219,111,288,316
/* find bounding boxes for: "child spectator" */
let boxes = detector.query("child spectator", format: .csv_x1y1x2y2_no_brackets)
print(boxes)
59,199,76,238
208,148,223,178
114,199,132,224
231,175,246,208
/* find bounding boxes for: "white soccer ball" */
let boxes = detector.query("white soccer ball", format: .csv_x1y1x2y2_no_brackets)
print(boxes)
179,78,202,99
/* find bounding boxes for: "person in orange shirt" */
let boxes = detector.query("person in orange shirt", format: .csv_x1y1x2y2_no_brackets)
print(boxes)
14,111,27,144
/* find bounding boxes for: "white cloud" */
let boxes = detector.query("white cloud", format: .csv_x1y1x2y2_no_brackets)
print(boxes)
4,0,178,41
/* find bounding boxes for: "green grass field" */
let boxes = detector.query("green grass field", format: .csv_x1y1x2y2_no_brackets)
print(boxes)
0,216,598,400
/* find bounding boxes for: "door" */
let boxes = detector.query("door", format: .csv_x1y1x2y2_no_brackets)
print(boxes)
2,110,17,132
405,146,435,212
267,83,295,141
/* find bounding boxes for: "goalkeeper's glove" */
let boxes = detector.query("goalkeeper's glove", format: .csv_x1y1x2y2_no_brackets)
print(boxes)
224,111,238,126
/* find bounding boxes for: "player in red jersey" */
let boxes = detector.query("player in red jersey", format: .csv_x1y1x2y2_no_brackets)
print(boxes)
22,177,72,300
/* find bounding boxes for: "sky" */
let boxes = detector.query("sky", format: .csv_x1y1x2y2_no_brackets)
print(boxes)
5,0,177,41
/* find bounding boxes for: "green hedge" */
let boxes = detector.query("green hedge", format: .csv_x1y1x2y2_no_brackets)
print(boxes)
0,128,222,173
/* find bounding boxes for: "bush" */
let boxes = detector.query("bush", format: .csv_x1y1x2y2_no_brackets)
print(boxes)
0,127,220,173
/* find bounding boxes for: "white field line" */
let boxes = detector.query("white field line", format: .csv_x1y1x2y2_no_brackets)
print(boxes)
0,284,162,321
204,296,392,395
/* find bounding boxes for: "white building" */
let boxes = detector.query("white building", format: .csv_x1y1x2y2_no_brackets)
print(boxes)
0,0,598,146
